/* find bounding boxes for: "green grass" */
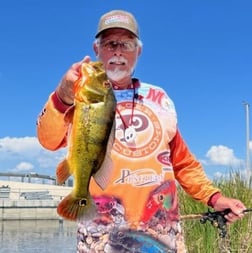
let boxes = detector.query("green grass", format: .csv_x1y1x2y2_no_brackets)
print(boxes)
179,171,252,253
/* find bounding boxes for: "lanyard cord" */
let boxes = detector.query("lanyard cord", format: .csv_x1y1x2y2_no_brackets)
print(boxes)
116,86,136,130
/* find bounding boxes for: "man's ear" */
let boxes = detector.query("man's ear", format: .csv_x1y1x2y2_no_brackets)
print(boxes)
93,43,98,56
137,46,142,56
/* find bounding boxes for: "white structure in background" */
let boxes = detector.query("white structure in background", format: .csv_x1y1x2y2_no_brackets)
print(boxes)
243,101,251,184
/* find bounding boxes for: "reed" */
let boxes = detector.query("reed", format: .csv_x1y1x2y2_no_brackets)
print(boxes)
179,170,252,253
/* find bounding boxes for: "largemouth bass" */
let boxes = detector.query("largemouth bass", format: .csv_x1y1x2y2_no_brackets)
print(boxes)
56,61,116,221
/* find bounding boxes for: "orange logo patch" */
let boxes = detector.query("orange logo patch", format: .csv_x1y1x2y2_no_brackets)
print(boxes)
114,102,162,158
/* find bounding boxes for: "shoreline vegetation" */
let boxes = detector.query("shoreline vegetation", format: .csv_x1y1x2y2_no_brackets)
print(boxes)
1,171,251,252
179,171,252,253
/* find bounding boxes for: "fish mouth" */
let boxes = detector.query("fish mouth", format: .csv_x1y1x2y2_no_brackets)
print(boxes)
84,85,108,96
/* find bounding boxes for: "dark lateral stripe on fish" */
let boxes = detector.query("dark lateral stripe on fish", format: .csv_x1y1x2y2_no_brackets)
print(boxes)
86,136,110,146
78,157,105,173
89,117,114,125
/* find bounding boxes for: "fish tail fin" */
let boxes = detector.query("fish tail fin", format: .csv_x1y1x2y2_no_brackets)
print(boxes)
56,159,71,185
57,193,96,221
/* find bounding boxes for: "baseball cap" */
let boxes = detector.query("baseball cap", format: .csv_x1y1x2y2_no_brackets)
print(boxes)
95,10,139,38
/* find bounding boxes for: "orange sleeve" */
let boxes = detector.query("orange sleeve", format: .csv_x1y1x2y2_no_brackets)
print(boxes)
36,92,70,151
170,130,220,205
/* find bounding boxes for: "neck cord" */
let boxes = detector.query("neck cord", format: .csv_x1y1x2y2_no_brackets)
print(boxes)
116,85,136,130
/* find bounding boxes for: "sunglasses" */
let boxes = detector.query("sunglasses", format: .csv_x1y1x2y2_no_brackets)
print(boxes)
100,40,137,52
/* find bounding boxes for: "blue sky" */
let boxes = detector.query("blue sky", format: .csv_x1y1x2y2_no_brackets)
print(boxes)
0,0,252,180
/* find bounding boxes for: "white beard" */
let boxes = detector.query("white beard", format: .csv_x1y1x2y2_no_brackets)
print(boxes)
106,66,130,82
97,55,136,82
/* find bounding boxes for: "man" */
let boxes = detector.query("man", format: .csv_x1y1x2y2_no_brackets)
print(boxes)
37,10,246,253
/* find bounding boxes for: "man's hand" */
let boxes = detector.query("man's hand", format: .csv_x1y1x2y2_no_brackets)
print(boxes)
213,195,246,224
56,56,91,105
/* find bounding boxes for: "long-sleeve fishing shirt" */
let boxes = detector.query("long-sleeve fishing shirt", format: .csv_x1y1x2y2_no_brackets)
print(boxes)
37,79,220,253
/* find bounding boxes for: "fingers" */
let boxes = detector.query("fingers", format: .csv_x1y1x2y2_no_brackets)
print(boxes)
56,56,93,105
71,56,91,73
225,211,244,224
225,202,246,224
234,201,246,209
79,56,91,65
231,201,246,215
83,55,91,63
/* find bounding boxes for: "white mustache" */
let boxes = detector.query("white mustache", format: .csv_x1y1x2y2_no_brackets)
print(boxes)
108,56,128,65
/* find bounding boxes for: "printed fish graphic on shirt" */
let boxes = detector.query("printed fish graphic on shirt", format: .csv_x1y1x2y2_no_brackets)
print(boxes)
108,229,173,253
56,61,116,221
140,180,178,224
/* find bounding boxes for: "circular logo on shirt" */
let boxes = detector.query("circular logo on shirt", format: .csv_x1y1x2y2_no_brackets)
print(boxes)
113,102,162,158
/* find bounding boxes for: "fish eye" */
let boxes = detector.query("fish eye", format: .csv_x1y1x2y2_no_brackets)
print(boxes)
103,80,111,88
158,194,164,202
78,198,87,206
117,231,124,238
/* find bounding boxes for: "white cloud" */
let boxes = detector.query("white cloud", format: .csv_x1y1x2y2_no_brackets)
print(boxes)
206,145,243,167
0,136,41,157
0,136,66,174
13,162,34,172
0,137,247,179
37,148,67,169
213,171,224,179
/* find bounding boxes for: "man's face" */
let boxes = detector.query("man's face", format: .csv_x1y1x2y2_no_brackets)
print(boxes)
94,29,141,84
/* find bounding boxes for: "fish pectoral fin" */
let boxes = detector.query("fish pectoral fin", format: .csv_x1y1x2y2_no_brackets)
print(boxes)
93,125,115,189
56,159,71,185
93,155,113,190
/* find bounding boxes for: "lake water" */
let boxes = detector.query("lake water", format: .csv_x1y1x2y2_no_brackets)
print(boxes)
0,220,77,253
